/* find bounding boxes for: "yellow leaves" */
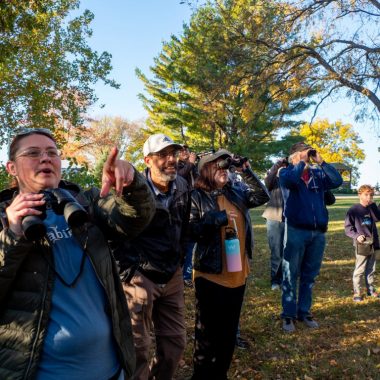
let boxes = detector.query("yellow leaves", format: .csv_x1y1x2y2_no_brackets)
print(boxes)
362,88,371,97
311,30,324,44
299,118,364,165
229,84,242,97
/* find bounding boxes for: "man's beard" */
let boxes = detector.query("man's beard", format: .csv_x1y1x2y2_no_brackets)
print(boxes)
156,167,177,182
160,172,177,181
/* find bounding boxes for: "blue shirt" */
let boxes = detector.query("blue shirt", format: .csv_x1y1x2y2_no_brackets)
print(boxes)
36,211,119,380
147,170,176,209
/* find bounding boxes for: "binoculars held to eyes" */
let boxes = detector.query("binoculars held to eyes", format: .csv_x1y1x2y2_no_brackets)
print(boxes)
217,155,249,170
22,188,88,241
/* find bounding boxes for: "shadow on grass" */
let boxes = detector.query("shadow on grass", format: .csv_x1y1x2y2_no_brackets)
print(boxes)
177,200,380,379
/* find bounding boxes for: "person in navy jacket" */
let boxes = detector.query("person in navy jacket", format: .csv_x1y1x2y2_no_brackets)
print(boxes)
279,142,342,332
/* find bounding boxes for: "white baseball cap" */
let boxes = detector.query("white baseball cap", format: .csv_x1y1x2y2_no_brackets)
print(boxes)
143,133,182,157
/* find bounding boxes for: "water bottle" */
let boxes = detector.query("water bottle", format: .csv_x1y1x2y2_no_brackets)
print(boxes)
224,227,242,272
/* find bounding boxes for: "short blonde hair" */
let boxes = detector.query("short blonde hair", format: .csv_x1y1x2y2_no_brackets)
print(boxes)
358,184,374,195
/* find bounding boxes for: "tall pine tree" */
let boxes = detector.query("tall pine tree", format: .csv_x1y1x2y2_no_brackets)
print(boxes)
137,0,320,171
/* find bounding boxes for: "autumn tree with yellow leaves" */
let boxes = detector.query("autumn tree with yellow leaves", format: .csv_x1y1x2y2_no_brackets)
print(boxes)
56,116,147,187
299,119,365,185
61,116,145,164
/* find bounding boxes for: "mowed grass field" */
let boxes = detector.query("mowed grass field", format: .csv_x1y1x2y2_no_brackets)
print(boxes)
178,196,380,380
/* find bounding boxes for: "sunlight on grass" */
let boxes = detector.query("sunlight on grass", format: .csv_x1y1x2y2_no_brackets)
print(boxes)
323,259,353,266
328,220,345,229
179,198,380,379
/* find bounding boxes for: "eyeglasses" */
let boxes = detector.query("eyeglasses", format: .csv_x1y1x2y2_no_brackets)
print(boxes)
15,148,61,160
8,128,56,160
152,150,180,159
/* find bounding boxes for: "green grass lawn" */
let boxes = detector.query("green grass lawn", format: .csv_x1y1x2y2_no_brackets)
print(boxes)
178,197,380,379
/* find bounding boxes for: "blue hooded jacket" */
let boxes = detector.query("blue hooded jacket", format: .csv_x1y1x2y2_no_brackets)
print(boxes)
279,161,342,231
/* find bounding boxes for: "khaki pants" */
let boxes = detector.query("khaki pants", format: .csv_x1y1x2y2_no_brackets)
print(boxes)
123,267,186,380
353,250,376,295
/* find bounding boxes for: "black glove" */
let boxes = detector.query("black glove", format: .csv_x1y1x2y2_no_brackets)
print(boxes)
202,210,228,227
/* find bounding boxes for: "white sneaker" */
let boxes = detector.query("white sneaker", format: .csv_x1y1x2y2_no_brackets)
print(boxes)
302,317,319,329
282,318,295,333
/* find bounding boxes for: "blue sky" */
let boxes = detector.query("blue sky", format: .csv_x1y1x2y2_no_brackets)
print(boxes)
2,1,377,186
77,0,378,187
78,0,193,120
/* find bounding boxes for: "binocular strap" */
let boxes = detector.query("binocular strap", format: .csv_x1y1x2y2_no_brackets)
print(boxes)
39,241,87,288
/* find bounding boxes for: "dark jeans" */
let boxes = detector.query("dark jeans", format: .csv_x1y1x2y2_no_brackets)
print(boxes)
281,224,326,320
183,241,195,281
266,219,285,286
192,277,245,380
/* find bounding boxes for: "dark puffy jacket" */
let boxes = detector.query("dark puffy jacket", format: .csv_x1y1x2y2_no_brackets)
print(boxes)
189,168,269,274
0,173,155,380
177,160,198,189
113,170,190,284
279,161,342,231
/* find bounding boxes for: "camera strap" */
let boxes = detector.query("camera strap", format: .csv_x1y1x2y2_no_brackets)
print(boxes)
40,240,87,288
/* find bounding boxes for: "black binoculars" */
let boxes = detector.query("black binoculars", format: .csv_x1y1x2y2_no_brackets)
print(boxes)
22,188,88,241
217,155,249,170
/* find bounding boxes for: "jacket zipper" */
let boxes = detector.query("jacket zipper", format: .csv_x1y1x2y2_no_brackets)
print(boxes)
24,254,50,379
209,192,225,271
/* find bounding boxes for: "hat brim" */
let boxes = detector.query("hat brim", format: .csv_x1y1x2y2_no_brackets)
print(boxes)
149,142,183,155
198,149,232,171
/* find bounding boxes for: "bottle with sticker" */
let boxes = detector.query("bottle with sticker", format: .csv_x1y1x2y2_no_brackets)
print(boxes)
224,226,242,272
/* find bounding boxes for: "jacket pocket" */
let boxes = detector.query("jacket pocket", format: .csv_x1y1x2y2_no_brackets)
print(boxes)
193,243,222,274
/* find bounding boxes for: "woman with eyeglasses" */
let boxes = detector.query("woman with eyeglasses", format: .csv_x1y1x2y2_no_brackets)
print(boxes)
0,128,155,380
188,149,269,380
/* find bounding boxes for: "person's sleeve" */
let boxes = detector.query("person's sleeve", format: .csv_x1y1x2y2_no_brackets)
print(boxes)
188,191,228,242
264,161,282,191
240,168,270,208
344,210,359,240
279,162,306,189
320,162,343,190
177,162,194,178
369,202,380,221
88,170,156,240
0,228,33,304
